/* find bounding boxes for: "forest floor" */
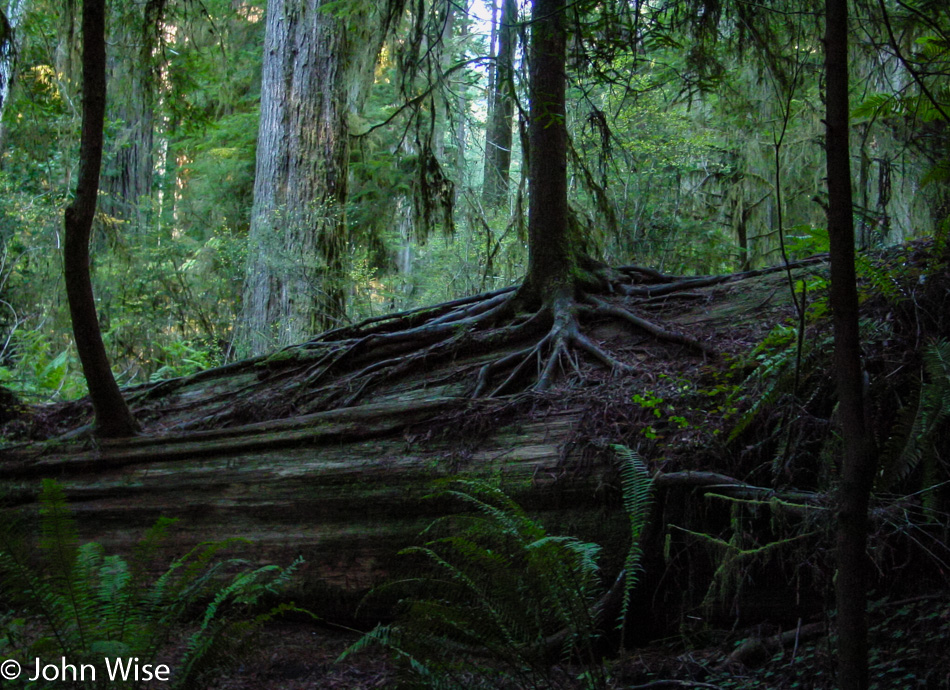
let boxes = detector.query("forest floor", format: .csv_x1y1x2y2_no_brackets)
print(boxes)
207,590,950,689
2,241,950,689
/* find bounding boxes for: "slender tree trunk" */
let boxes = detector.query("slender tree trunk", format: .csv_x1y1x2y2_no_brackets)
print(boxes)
240,0,397,356
825,0,876,687
453,10,470,192
481,0,517,209
433,2,456,163
520,0,572,305
63,0,137,438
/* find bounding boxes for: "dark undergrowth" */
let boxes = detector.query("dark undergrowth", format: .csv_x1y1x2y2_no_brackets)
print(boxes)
2,240,949,688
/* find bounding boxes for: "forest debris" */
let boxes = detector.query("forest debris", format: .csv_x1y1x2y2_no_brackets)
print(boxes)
653,470,826,509
722,621,827,668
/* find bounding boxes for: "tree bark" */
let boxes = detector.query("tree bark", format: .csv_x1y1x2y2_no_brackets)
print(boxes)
0,0,28,154
63,0,137,438
240,0,397,356
481,0,517,209
520,0,572,305
825,1,877,687
100,6,159,229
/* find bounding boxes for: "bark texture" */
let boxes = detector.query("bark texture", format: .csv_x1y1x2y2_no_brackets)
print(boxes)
63,0,137,438
0,0,28,150
100,12,157,228
481,0,517,209
825,1,877,687
520,0,571,304
241,0,398,356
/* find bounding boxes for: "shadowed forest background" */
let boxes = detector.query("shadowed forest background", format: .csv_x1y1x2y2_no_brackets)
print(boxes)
0,0,949,688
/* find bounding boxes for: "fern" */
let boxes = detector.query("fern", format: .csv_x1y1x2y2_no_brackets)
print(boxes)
728,326,829,443
346,466,653,688
175,558,305,689
611,445,654,636
37,478,90,654
0,480,306,689
727,317,888,483
855,253,906,303
852,91,899,121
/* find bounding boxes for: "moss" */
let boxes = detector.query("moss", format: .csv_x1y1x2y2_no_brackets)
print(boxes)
257,347,309,367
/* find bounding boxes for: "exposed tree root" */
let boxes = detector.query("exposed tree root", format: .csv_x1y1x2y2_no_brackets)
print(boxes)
269,264,737,413
110,257,825,429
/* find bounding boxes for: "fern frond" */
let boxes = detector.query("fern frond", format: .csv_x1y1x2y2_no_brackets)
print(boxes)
37,479,95,653
432,481,539,541
38,479,80,591
879,339,950,501
611,445,654,636
339,624,460,689
349,478,621,685
401,544,521,650
856,253,906,303
728,338,801,442
852,92,898,121
177,558,304,688
0,551,76,655
95,554,132,641
2,486,305,687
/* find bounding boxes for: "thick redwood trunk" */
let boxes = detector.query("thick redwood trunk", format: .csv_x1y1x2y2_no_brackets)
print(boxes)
825,1,877,687
241,0,347,355
63,0,137,438
99,1,169,229
240,0,396,356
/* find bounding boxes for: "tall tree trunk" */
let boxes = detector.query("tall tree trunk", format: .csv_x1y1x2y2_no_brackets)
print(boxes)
0,0,28,155
64,0,137,439
101,58,155,227
481,0,517,209
100,0,166,229
825,0,877,687
240,0,397,356
520,0,571,305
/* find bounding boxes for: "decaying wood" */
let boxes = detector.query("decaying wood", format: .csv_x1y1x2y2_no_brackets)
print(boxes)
0,261,828,621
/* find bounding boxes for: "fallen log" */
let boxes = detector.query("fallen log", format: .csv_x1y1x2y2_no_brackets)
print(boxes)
0,261,825,625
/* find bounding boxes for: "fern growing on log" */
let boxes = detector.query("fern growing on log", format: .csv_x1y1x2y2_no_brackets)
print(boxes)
342,451,653,688
0,479,305,689
611,444,652,638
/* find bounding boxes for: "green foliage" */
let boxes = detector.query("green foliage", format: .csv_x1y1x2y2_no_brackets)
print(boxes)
343,454,653,688
877,339,950,510
784,223,829,257
727,323,813,443
632,389,695,440
0,0,945,379
0,329,87,400
855,254,908,304
0,479,305,689
610,445,652,637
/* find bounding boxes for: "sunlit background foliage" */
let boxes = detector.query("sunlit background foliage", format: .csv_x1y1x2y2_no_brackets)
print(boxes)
0,0,946,399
